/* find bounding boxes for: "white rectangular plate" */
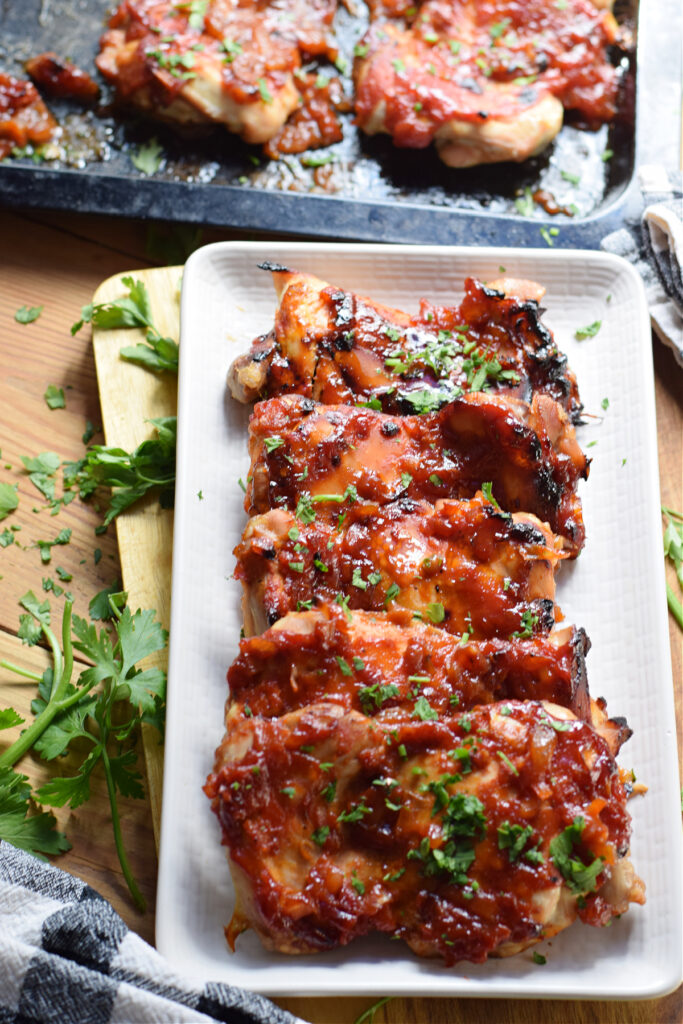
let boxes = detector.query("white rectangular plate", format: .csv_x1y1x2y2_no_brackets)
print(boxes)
157,242,682,999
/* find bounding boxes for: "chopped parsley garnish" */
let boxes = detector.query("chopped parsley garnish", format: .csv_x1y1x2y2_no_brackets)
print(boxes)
257,77,273,103
384,583,400,604
481,481,510,517
338,801,371,823
403,389,443,414
400,472,413,489
311,826,329,846
532,951,547,965
412,696,438,721
15,305,43,324
335,592,353,621
359,683,399,711
352,567,368,590
350,870,365,895
561,169,581,185
497,821,535,862
575,320,602,340
280,786,296,799
130,138,164,175
336,656,353,676
408,792,486,886
0,483,18,522
322,780,337,802
220,38,243,62
549,816,604,894
497,750,519,775
425,601,445,623
44,385,65,410
511,609,538,640
288,561,305,573
264,436,285,453
295,494,315,523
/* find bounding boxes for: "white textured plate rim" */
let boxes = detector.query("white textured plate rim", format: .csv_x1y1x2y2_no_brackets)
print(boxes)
157,241,682,1000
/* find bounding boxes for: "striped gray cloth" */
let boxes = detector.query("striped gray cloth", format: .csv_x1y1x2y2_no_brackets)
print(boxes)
0,842,301,1024
601,165,683,367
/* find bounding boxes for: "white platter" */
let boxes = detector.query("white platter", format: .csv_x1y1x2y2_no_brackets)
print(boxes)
156,242,682,999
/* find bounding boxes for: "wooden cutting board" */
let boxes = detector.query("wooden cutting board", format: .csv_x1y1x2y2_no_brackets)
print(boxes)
92,266,182,848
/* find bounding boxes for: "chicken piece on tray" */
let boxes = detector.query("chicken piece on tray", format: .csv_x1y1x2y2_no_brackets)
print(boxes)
96,0,338,145
205,700,645,961
246,392,588,555
0,72,56,160
354,0,621,167
235,493,567,638
227,601,592,717
228,266,582,420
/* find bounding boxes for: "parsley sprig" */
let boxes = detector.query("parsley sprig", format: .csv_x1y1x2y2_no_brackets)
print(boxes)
67,417,176,527
71,276,179,374
0,592,167,908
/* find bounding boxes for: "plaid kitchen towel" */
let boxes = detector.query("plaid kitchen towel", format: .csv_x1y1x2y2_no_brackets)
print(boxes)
601,165,683,368
0,842,303,1024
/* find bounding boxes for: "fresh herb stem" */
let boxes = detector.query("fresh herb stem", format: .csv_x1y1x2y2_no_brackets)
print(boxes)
100,740,146,911
0,603,74,768
0,661,43,682
666,582,683,630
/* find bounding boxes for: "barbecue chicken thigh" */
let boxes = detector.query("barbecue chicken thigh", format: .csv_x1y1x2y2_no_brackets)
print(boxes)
246,393,588,554
228,267,582,420
225,604,632,757
354,0,621,167
235,494,566,638
205,700,644,961
97,0,339,145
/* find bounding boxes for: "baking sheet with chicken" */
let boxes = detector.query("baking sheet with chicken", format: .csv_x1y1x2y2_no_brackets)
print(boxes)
0,0,649,239
156,243,682,996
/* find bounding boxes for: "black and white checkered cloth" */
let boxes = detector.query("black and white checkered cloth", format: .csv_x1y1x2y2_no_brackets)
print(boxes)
601,165,683,368
0,842,302,1024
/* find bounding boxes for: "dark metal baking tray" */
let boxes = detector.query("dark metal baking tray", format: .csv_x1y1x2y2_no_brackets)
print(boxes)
0,0,679,246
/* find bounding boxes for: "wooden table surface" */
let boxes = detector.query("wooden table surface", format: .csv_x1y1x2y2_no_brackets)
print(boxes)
0,207,681,1024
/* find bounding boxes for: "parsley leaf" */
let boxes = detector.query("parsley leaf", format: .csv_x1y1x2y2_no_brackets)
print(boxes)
425,602,445,624
0,766,70,858
0,709,24,730
72,277,179,374
72,417,176,526
549,816,604,895
574,320,602,340
0,482,19,521
130,138,164,175
15,305,43,324
44,385,66,410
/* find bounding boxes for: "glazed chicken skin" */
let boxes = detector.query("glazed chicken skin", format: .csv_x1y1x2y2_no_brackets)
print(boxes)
246,392,588,555
97,0,339,145
227,607,632,755
228,267,582,420
205,700,644,962
354,0,621,167
0,73,56,159
227,602,597,723
235,493,567,638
